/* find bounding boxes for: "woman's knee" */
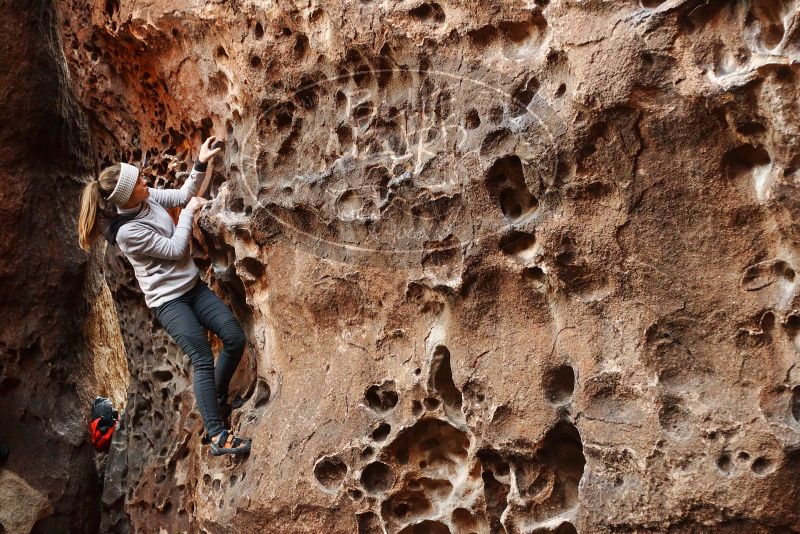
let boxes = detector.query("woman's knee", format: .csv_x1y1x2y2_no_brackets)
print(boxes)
221,319,246,354
178,335,215,370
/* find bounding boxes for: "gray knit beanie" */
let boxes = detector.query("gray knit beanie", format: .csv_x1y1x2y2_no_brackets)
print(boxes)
106,162,139,206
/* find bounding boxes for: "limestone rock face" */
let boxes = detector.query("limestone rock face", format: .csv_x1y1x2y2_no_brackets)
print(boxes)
52,0,800,532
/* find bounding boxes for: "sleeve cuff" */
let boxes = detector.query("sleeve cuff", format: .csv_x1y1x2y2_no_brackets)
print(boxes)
193,159,208,172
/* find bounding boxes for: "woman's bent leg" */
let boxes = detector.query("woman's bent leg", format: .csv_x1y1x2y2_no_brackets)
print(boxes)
155,295,225,438
191,282,246,405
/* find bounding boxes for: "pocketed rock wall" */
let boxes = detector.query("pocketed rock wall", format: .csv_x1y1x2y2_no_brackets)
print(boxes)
59,0,800,532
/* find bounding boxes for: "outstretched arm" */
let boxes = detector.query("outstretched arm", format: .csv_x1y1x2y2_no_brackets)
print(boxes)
147,136,223,209
147,162,205,209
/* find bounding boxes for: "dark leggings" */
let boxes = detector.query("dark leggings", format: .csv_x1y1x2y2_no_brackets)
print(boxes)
154,280,245,437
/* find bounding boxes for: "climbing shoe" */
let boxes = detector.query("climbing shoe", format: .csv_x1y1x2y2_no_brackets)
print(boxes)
209,429,251,456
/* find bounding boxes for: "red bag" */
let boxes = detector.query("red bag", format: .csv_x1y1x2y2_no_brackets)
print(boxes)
89,417,117,451
89,396,119,452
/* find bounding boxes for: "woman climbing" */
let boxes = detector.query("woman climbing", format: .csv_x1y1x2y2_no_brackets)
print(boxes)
77,136,251,456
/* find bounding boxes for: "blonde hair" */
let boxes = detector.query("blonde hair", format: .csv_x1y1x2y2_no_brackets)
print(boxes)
77,164,122,251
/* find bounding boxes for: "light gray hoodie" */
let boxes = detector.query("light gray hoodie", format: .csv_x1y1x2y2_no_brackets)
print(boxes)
116,167,205,308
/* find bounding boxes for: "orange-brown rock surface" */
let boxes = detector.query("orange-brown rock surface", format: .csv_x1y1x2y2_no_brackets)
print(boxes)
2,0,800,532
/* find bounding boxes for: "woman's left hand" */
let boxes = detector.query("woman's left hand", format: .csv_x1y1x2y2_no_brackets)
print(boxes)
198,136,223,163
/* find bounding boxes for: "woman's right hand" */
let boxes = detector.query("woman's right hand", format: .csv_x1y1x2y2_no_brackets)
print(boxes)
186,196,209,212
199,136,223,163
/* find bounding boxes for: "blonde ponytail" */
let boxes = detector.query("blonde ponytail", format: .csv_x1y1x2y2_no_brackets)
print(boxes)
78,180,100,250
77,163,122,251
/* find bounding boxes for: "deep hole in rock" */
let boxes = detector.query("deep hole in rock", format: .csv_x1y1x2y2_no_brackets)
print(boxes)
736,121,767,136
335,89,347,107
429,346,463,422
786,314,800,334
337,124,353,146
500,231,536,259
314,455,348,490
793,385,800,422
239,257,265,278
512,421,585,521
511,77,539,117
452,507,478,531
254,21,264,39
353,101,375,123
499,15,543,43
409,2,445,23
365,380,399,413
465,109,481,129
424,396,441,410
294,34,309,58
376,53,393,88
296,80,318,109
360,461,395,493
486,155,538,222
352,65,372,87
761,310,776,332
372,422,391,442
229,197,245,214
254,378,271,408
104,0,118,17
544,364,575,404
357,511,382,534
398,520,451,534
722,144,770,178
386,418,470,482
775,260,795,281
468,25,498,48
276,111,293,129
751,456,773,475
381,489,435,527
397,447,410,464
555,522,579,534
152,369,173,382
717,453,732,473
481,470,509,532
523,266,547,285
478,448,509,477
